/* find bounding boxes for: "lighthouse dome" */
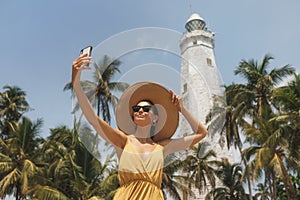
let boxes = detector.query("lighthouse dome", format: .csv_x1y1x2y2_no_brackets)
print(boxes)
185,13,206,32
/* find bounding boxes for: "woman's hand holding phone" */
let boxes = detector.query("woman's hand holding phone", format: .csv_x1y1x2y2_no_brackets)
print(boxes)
72,46,93,84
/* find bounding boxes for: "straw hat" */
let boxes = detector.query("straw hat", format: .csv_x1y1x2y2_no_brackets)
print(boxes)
116,81,179,141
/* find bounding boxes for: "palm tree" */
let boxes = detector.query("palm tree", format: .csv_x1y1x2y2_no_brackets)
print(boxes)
72,121,119,199
0,117,44,200
89,153,119,200
254,182,270,200
206,93,242,151
233,56,297,200
181,142,217,199
233,54,294,118
41,125,87,199
272,73,300,161
64,55,129,157
206,92,252,198
161,155,194,200
64,55,129,124
35,122,119,200
34,124,95,199
0,85,29,137
205,158,247,200
242,110,297,200
206,55,295,199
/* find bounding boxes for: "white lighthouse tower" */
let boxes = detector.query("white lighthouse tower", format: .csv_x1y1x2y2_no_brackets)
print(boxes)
179,13,233,199
180,13,222,125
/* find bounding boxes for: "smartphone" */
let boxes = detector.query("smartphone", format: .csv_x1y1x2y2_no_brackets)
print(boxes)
80,46,93,56
80,46,93,67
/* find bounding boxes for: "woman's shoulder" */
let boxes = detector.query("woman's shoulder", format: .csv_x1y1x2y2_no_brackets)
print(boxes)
157,138,171,147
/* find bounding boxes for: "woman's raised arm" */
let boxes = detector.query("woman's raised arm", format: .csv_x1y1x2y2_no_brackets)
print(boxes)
72,53,127,149
160,90,208,157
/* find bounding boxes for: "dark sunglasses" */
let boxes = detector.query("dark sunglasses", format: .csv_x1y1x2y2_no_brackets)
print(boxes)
132,105,152,112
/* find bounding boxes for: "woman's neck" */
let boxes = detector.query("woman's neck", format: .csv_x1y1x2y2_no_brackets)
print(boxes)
134,125,153,143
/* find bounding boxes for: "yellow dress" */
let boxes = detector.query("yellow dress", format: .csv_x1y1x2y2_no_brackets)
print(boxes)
113,137,164,200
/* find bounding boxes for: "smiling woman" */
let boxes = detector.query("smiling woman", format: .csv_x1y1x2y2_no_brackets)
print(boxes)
132,101,157,133
72,52,208,199
115,82,179,142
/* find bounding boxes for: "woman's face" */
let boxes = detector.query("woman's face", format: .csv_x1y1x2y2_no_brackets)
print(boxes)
132,101,158,127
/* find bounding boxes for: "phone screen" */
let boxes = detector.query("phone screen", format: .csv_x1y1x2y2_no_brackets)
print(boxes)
80,46,93,68
80,46,93,56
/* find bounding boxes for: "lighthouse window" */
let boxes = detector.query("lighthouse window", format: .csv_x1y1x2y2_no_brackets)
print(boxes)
183,83,187,93
207,58,212,66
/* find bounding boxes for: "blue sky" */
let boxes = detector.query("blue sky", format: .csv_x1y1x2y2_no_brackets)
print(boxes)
1,0,300,138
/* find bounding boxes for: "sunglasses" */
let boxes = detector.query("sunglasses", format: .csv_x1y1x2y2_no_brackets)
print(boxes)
132,105,152,112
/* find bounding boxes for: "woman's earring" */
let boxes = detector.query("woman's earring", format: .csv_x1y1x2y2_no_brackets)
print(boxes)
152,119,158,125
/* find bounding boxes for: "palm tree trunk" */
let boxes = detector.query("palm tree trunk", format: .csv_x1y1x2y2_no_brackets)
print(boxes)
266,172,273,200
238,145,253,200
281,165,296,200
245,168,253,200
97,97,101,117
272,172,277,200
182,190,187,200
16,185,20,200
91,97,100,154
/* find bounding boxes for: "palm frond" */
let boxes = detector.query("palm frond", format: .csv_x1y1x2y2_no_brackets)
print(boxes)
29,185,69,200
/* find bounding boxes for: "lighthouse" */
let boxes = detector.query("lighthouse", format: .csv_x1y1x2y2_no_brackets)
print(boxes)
179,13,233,199
180,13,222,124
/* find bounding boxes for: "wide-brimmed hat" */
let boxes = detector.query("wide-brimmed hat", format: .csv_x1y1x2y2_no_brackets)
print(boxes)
116,81,179,141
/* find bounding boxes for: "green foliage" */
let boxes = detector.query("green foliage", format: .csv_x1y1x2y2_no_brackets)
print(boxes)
205,158,248,200
1,54,299,200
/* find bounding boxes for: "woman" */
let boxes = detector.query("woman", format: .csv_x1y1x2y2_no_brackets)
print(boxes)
72,53,208,199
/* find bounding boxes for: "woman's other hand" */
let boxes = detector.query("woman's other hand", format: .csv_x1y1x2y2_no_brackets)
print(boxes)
169,90,183,112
